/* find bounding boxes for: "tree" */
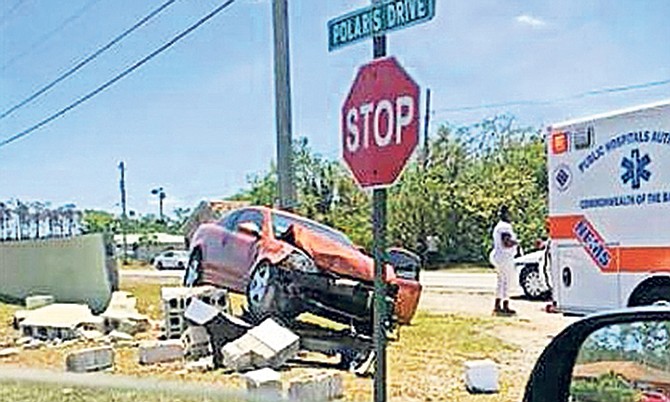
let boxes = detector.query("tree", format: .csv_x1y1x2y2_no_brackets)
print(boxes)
82,210,117,234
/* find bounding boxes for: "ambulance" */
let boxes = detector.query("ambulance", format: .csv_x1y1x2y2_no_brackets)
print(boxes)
547,100,670,314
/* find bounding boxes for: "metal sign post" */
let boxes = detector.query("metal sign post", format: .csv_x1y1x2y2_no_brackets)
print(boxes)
371,19,387,402
333,1,434,400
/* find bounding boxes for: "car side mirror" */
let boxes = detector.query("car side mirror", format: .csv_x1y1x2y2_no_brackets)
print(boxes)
238,221,261,239
523,307,670,402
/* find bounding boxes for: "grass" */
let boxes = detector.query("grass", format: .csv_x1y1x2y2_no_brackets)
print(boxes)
118,260,152,271
0,381,247,402
0,277,526,401
431,262,493,274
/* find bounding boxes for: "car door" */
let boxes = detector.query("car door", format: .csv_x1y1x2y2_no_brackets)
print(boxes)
217,209,264,293
160,251,175,268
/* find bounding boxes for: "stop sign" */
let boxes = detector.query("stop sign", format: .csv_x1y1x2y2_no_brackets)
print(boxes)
342,57,420,188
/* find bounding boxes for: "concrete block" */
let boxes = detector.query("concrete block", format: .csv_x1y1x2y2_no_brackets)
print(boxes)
244,368,282,399
108,330,133,342
221,337,257,372
288,372,344,401
181,326,211,359
247,319,300,368
139,340,184,364
464,359,499,393
25,295,54,310
185,356,214,373
220,319,299,371
66,347,114,373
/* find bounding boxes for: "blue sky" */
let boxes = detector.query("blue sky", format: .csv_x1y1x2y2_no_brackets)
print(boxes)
0,0,668,217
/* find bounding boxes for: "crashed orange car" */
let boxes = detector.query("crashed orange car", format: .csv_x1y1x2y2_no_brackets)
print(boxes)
184,206,421,330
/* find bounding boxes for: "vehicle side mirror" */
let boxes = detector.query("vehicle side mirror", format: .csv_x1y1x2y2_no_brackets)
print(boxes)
238,221,261,239
523,307,670,402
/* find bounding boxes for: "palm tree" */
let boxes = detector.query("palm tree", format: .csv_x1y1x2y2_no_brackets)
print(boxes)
14,200,29,240
30,201,46,239
0,202,7,240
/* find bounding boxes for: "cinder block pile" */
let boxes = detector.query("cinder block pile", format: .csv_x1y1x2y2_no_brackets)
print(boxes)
161,286,230,339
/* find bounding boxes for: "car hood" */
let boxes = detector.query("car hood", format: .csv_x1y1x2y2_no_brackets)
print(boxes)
291,224,393,281
515,249,544,265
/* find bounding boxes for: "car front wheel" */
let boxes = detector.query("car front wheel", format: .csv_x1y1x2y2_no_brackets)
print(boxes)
520,264,550,300
246,261,298,323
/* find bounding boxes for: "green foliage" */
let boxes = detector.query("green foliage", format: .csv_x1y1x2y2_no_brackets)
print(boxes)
571,374,640,402
82,209,117,234
232,115,548,263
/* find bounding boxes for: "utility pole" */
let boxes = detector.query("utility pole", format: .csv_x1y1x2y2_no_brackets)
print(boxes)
423,88,431,170
151,187,166,222
371,1,387,400
118,162,128,265
272,0,295,210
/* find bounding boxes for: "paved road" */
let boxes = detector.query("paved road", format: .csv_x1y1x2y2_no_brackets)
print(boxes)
121,268,508,292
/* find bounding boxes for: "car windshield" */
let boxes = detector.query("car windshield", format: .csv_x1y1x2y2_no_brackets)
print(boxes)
272,212,354,248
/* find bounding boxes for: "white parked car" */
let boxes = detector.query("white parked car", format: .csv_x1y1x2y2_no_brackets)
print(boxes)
514,243,552,300
153,250,189,270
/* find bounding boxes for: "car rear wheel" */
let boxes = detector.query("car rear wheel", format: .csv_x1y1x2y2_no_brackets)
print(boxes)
246,261,298,323
156,261,163,270
183,250,202,287
520,265,550,300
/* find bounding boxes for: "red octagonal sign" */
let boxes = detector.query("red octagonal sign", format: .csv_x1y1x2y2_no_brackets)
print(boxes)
342,57,420,188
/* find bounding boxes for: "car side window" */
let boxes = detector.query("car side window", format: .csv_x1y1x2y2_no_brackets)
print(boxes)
164,251,174,258
235,210,264,231
219,211,241,232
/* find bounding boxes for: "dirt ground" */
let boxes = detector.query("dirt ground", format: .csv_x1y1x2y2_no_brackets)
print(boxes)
419,288,577,400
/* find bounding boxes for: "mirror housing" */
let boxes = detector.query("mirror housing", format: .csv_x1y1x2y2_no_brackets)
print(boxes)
238,221,261,239
523,307,670,402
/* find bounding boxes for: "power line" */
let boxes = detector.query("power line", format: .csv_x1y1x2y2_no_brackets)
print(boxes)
2,0,105,72
0,0,237,150
0,0,25,27
0,0,178,120
433,78,670,114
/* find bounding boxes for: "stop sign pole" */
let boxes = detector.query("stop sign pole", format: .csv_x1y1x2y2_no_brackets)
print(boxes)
371,10,388,402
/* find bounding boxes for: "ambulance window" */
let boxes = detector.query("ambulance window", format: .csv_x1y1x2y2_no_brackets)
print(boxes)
573,125,594,150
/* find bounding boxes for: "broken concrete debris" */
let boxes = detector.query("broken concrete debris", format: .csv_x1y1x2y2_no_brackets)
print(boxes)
66,346,114,373
244,368,282,399
139,340,184,365
288,371,344,401
221,318,299,371
0,347,19,359
161,286,230,339
108,330,134,342
101,291,150,335
19,304,104,341
25,295,54,310
184,298,249,367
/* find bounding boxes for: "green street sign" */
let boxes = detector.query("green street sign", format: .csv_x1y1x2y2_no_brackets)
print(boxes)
328,0,436,51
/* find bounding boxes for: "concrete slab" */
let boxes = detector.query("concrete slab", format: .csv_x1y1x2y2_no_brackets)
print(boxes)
19,304,104,341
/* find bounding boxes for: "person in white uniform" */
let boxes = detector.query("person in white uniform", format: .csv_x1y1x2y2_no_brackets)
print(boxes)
489,205,519,316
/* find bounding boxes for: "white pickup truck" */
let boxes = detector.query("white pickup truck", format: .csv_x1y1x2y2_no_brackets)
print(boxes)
514,243,552,300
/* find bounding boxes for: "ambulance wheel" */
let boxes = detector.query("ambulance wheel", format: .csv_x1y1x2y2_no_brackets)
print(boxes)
629,279,670,307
